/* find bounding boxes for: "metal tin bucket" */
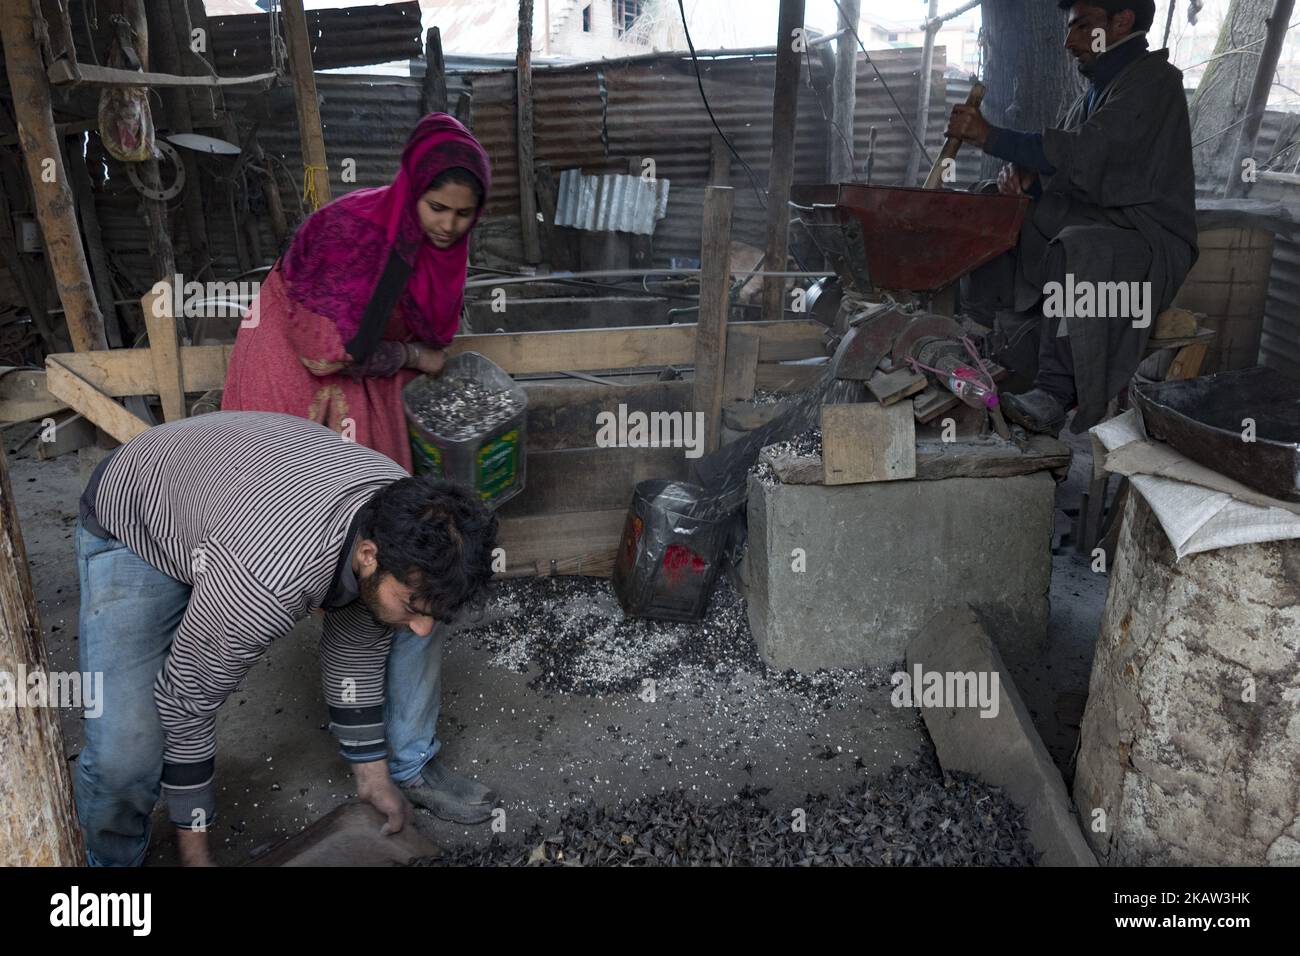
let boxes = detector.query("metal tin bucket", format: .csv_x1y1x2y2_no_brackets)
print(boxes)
403,351,528,509
612,479,736,622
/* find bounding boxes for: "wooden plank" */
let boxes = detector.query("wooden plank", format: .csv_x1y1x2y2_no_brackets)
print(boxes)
48,345,231,396
47,60,276,89
754,361,825,392
35,411,95,460
912,385,960,423
694,187,734,455
498,446,690,518
821,401,916,484
450,320,822,375
495,508,627,577
709,133,730,186
143,285,186,422
522,379,692,451
867,367,927,405
912,435,1072,480
1166,342,1209,380
722,327,760,402
44,358,149,444
0,369,64,422
761,433,1071,485
0,437,84,864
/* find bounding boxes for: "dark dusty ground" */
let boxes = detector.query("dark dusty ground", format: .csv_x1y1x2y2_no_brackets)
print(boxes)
4,418,1108,867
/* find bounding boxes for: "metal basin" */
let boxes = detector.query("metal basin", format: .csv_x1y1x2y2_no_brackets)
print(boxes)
1132,367,1300,503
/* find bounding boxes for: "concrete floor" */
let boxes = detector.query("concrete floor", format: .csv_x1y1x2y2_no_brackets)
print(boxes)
4,418,1107,865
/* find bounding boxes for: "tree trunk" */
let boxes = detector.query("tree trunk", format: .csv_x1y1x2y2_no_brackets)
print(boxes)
1190,0,1275,194
0,443,84,866
978,0,1083,179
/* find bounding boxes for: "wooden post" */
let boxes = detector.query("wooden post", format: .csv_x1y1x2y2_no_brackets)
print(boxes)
708,133,731,186
516,0,541,264
0,443,85,865
693,186,735,455
147,0,212,279
422,27,448,115
904,0,939,187
282,0,331,209
1224,0,1295,198
65,139,126,348
761,0,805,324
829,0,858,183
143,281,186,421
0,0,109,353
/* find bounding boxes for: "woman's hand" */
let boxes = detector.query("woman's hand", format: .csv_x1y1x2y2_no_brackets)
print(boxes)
405,342,447,377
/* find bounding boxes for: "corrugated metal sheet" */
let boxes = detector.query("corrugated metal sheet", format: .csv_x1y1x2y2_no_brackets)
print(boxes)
554,169,668,234
1261,230,1300,377
465,45,952,264
208,1,424,73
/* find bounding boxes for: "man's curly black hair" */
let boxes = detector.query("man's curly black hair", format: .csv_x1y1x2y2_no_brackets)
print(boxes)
354,476,498,623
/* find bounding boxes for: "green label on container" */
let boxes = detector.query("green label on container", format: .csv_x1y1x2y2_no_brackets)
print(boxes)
409,423,444,477
476,429,519,500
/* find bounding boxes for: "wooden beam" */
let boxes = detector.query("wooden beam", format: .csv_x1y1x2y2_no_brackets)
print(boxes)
496,508,627,577
693,187,735,455
143,284,186,421
6,320,826,428
830,0,859,183
761,0,805,323
516,0,541,263
45,357,151,444
708,133,731,186
46,59,277,89
0,442,84,865
722,326,760,403
0,369,65,422
283,0,331,209
0,0,108,353
35,410,96,460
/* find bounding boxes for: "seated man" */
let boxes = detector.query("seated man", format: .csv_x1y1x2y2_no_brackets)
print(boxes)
947,0,1198,436
75,411,498,866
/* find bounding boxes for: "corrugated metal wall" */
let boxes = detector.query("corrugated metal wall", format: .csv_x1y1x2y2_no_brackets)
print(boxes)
463,46,952,264
1248,175,1300,378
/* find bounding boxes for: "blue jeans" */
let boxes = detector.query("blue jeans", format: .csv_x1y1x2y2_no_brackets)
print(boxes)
73,520,444,866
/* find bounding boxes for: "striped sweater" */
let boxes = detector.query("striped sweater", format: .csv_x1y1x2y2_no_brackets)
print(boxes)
86,412,407,829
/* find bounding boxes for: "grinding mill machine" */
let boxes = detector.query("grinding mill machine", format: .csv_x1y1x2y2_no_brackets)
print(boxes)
792,183,1030,436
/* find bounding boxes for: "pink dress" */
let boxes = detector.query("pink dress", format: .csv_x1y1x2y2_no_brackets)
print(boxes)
221,262,423,473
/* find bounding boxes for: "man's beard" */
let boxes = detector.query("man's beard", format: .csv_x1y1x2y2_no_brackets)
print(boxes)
358,569,392,623
1076,56,1097,78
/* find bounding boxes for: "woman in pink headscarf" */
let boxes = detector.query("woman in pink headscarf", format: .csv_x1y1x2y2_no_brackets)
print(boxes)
222,113,491,471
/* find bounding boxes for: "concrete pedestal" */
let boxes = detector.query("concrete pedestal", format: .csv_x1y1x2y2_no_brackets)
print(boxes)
741,471,1054,672
1073,490,1300,866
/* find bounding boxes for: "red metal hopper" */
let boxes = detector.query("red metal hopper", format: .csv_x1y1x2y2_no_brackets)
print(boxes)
792,184,1029,295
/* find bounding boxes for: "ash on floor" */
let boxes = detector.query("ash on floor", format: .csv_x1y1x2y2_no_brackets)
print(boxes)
415,766,1038,867
468,575,885,709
